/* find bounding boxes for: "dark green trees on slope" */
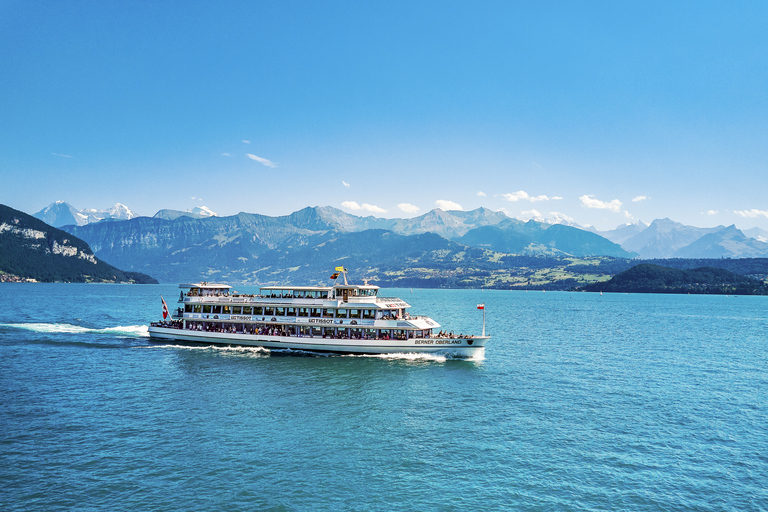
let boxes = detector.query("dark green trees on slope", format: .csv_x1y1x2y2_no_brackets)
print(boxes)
0,204,157,283
585,263,766,295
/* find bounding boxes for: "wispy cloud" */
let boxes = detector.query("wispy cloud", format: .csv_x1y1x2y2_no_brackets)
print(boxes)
342,180,350,188
477,191,486,197
397,203,420,214
706,210,719,215
221,153,231,157
501,190,555,202
52,153,73,158
242,140,251,144
435,199,463,211
246,154,277,168
579,195,622,212
341,201,387,213
191,196,204,202
632,195,649,202
735,209,768,218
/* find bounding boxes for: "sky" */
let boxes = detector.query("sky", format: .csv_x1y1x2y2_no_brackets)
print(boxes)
1,1,767,231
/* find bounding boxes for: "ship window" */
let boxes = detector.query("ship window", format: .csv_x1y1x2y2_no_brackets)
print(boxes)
275,307,285,316
320,291,328,299
253,306,263,315
286,307,296,316
298,308,309,317
362,309,375,319
185,304,193,313
223,306,231,314
212,305,222,314
231,306,242,314
264,307,274,315
336,309,348,318
322,309,333,318
203,305,212,314
310,308,321,318
294,291,305,298
311,326,322,336
349,309,361,319
242,306,252,315
193,305,202,313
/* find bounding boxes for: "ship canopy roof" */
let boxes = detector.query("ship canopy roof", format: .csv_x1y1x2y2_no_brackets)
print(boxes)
180,282,232,290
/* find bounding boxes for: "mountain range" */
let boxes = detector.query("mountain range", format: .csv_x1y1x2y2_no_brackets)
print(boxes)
37,201,768,259
34,201,139,227
18,201,768,285
57,205,637,283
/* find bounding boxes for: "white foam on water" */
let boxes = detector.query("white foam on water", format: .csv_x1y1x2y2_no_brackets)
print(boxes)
349,350,486,363
344,352,453,362
144,344,271,356
1,322,150,337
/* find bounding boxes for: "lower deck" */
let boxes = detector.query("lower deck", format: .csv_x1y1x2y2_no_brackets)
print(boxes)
148,325,487,358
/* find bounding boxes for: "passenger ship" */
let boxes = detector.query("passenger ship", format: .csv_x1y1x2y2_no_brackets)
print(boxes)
148,269,489,357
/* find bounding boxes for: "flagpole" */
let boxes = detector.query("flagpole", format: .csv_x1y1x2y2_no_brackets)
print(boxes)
482,305,486,337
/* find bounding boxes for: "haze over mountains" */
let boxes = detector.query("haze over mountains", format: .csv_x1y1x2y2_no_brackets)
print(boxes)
18,201,768,284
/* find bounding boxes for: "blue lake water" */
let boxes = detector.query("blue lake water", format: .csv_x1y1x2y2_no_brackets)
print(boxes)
1,283,767,511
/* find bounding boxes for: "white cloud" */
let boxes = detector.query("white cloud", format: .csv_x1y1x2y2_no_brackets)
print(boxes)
342,180,350,188
477,191,486,197
706,210,719,216
361,203,387,213
191,196,204,202
246,154,277,168
624,210,634,219
341,201,387,213
579,195,622,212
518,209,542,220
435,199,463,211
519,209,575,225
221,153,231,157
242,140,251,144
632,195,649,202
552,196,563,200
501,190,552,202
52,153,73,158
735,209,768,218
397,203,420,214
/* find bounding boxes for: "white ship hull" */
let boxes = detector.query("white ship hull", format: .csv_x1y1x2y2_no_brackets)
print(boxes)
148,326,487,358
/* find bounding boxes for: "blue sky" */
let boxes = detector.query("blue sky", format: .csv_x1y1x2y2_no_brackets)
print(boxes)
1,1,767,231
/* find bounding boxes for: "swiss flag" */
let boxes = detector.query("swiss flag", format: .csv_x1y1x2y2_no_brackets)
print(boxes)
162,296,169,319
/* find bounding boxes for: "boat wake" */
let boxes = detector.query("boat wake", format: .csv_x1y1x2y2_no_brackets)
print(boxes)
347,351,485,362
144,343,271,357
1,322,150,337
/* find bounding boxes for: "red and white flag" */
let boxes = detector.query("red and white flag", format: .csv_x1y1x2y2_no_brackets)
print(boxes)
161,296,169,319
477,304,484,310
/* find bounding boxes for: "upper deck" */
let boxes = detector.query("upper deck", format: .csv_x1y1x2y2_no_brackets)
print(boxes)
179,281,409,309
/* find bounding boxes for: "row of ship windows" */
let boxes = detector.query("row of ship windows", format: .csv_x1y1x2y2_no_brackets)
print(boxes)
184,304,386,319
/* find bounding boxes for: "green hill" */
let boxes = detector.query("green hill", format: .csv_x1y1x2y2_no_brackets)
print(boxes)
585,263,766,295
0,204,157,283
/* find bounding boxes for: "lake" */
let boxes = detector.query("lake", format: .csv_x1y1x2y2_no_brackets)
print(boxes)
1,284,766,511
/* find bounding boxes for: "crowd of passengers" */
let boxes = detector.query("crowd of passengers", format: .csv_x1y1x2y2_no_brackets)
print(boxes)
186,288,379,300
183,323,433,340
187,290,333,299
151,320,183,329
179,322,472,339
